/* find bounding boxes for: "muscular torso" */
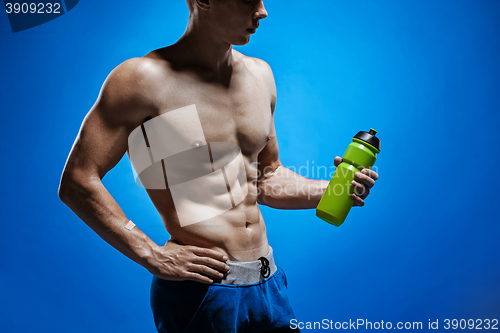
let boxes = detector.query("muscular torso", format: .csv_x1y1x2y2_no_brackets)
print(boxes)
132,48,274,260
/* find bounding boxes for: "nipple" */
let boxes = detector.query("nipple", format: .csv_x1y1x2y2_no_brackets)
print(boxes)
192,140,203,148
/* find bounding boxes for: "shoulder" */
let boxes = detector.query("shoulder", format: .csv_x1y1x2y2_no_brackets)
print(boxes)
234,51,277,103
95,57,165,125
100,57,163,107
236,51,274,81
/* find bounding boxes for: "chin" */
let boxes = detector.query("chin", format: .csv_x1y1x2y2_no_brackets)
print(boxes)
232,36,251,46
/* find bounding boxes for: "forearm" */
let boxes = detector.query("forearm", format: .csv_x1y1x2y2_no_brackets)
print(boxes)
257,165,329,209
59,176,158,269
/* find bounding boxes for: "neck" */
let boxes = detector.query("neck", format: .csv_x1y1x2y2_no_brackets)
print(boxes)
174,17,234,78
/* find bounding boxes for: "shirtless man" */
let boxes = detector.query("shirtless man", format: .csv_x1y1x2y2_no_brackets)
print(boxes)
58,0,379,332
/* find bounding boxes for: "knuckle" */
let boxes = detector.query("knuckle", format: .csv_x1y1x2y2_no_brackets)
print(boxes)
188,273,201,282
181,252,193,261
201,257,210,264
178,270,190,278
187,246,197,253
352,193,363,204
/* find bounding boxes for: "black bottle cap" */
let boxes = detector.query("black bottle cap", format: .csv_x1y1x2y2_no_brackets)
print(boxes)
353,128,381,152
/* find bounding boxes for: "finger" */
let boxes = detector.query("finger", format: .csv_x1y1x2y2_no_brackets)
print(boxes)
351,193,365,207
189,264,226,280
354,172,375,189
333,156,342,167
192,256,230,273
361,168,379,181
189,246,228,262
351,181,370,199
183,272,214,285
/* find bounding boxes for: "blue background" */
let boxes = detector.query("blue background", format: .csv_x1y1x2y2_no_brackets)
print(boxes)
1,0,499,332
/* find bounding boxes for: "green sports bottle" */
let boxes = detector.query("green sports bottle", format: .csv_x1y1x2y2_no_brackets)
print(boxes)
316,128,381,226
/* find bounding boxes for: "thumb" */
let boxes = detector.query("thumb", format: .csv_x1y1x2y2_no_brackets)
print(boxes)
333,156,342,167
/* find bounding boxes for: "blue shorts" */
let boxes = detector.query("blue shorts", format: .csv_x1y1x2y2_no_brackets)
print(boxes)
150,257,298,332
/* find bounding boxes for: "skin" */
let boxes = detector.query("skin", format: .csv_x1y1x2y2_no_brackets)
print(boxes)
58,0,379,285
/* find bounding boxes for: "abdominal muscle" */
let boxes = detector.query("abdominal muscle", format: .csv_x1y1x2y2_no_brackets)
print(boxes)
145,174,270,262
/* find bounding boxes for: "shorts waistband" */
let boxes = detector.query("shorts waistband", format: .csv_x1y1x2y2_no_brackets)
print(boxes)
213,245,277,285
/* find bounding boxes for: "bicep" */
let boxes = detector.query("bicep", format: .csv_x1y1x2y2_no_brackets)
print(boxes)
62,59,155,182
64,105,132,182
257,111,282,180
257,60,281,179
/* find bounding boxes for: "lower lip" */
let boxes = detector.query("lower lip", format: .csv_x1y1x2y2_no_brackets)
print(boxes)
247,29,256,34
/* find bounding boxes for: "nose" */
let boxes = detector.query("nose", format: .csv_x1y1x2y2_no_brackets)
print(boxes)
253,0,268,20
